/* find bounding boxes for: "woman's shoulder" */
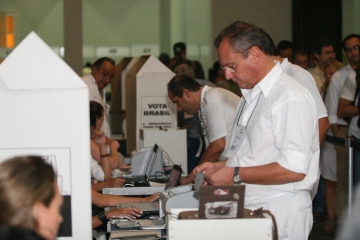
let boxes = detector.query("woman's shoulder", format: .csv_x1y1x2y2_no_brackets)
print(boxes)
0,225,44,240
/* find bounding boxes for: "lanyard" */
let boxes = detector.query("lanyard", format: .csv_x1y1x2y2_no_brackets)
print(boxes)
237,92,262,128
226,92,262,160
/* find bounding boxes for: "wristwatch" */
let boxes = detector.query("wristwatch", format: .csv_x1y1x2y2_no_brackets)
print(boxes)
233,167,241,184
98,211,107,224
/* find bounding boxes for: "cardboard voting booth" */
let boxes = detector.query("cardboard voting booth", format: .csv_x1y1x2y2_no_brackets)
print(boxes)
125,55,177,155
111,57,138,136
111,57,132,134
0,32,91,239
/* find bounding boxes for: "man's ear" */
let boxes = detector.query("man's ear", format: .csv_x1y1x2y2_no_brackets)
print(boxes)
183,89,191,98
314,53,320,61
247,46,261,63
91,66,98,74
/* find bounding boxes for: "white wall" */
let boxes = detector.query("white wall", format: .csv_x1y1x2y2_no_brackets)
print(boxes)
342,0,360,64
211,0,292,60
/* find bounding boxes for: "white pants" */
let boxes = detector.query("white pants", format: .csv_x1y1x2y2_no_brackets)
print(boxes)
245,191,313,240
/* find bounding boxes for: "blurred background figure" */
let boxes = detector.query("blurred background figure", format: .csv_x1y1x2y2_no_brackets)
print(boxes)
82,62,92,76
308,38,337,93
277,40,294,61
0,155,63,240
292,49,309,69
168,42,205,79
159,52,170,67
319,58,344,232
82,57,115,137
168,42,190,70
308,52,317,69
209,61,241,96
321,59,344,99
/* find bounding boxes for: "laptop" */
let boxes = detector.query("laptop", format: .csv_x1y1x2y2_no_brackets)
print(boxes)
122,144,160,186
116,164,183,215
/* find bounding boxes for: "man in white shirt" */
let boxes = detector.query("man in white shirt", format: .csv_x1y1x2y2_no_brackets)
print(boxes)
167,74,239,184
82,57,115,137
326,33,360,222
195,21,319,239
338,69,360,185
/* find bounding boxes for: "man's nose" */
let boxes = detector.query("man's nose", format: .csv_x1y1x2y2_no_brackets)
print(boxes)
224,71,233,80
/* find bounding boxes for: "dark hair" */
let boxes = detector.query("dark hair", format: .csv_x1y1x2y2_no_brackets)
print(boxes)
192,60,206,79
0,155,56,228
313,38,334,55
173,42,186,56
92,57,115,70
167,74,201,98
342,34,360,50
90,101,104,128
292,49,309,61
159,52,170,66
174,64,195,78
277,40,293,51
213,61,221,72
214,21,273,57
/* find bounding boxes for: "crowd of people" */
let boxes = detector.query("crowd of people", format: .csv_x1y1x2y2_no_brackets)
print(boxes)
2,19,360,240
161,23,360,239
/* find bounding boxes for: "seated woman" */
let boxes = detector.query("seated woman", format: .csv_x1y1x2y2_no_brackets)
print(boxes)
92,190,160,229
90,101,124,171
90,101,126,190
0,155,63,240
91,128,125,191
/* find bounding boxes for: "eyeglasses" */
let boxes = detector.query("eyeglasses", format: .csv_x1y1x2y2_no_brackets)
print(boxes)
219,62,238,72
345,45,360,53
97,67,114,82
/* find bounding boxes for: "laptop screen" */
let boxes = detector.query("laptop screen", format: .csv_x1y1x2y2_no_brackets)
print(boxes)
164,164,182,190
145,144,159,178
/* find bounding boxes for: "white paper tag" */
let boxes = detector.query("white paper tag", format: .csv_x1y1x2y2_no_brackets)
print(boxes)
226,125,247,159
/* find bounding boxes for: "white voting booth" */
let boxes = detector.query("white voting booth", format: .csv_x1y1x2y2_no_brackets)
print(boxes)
0,32,91,239
125,55,180,155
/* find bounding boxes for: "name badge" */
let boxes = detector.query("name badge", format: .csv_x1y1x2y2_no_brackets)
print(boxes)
226,125,247,160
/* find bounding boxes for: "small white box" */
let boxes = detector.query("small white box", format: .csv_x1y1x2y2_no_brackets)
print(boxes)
140,128,187,174
167,208,273,240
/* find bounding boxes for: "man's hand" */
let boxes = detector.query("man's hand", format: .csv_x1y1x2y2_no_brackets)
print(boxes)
180,173,195,185
193,162,226,185
204,167,234,185
193,162,223,176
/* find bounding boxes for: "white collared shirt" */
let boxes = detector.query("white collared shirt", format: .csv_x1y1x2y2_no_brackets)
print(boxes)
281,58,328,120
199,85,240,160
226,62,319,201
340,71,360,138
82,74,111,137
326,64,353,126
